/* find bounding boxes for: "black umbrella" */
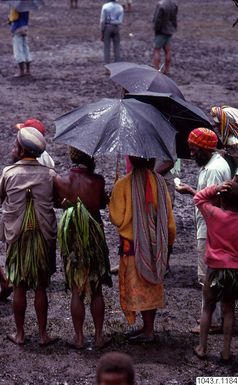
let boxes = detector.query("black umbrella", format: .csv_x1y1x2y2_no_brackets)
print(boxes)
124,91,213,159
54,98,177,161
105,62,185,100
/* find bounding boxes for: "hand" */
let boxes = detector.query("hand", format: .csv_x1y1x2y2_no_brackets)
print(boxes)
175,182,195,195
216,180,233,193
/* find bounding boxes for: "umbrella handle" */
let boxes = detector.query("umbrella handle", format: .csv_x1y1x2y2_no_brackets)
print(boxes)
115,154,120,183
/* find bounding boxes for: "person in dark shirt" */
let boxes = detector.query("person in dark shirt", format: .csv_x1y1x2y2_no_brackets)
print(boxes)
152,0,178,74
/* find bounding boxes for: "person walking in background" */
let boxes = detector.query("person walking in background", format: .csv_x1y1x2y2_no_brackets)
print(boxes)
176,128,231,334
121,0,133,12
55,147,112,349
8,7,32,77
109,156,176,343
70,0,78,8
193,181,238,362
100,0,124,67
152,0,178,74
1,127,58,346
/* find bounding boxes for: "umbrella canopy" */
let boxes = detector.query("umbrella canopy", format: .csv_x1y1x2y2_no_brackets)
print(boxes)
0,0,44,12
105,61,185,100
54,98,177,161
124,92,213,159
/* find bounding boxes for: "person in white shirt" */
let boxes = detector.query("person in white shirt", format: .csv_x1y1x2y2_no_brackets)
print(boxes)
16,118,55,168
176,128,231,334
100,0,124,66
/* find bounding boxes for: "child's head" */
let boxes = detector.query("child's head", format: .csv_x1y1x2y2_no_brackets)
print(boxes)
221,182,238,211
96,352,135,385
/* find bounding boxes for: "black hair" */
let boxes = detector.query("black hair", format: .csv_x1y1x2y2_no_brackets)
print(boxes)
129,156,155,170
97,352,135,385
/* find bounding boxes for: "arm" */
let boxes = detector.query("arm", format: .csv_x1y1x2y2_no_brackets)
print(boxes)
193,182,232,218
0,172,6,204
172,5,178,30
153,6,164,34
99,177,109,209
175,182,196,196
100,6,106,39
166,190,176,246
109,180,126,228
156,160,174,176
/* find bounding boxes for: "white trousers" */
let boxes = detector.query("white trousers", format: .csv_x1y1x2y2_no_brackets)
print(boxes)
13,33,32,64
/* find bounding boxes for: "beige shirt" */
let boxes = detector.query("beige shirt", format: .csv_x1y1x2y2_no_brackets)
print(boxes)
196,152,231,239
0,159,57,244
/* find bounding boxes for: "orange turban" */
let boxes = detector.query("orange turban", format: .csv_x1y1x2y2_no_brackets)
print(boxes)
188,128,218,150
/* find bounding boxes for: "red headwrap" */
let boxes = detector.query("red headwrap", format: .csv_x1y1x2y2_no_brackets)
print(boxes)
188,127,218,150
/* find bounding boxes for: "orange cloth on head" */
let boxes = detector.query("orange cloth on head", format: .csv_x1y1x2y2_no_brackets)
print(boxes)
188,127,218,150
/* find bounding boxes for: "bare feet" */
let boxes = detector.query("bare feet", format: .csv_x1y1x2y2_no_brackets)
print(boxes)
95,336,111,349
220,351,232,363
7,333,24,345
125,327,144,338
67,335,84,350
193,345,207,360
0,286,13,301
39,335,59,347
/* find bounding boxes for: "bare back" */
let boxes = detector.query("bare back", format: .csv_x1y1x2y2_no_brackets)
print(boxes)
54,169,108,220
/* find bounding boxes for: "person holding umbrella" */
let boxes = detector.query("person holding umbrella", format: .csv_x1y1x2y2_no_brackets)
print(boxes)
109,156,176,342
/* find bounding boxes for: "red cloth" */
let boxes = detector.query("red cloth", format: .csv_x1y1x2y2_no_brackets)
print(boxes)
188,127,218,150
194,185,238,269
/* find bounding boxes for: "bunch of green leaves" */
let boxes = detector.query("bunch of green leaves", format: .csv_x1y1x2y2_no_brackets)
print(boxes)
58,198,111,296
6,189,49,289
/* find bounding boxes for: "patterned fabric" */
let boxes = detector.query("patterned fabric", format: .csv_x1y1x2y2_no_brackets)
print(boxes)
132,169,168,284
210,106,238,145
17,127,46,156
119,253,164,325
188,127,218,150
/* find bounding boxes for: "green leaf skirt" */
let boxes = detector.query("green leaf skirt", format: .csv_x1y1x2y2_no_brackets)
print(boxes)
58,198,112,297
6,189,52,290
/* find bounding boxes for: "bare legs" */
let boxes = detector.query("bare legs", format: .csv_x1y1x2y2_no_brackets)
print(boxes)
8,284,27,344
71,285,85,348
141,309,156,336
8,284,57,346
194,276,235,361
70,0,78,8
221,301,235,361
152,45,171,74
71,284,105,348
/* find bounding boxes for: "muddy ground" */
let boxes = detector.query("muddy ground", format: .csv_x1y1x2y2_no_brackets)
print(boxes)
1,0,238,384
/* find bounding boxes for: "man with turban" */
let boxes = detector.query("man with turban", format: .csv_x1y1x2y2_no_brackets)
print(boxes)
0,127,58,346
16,118,55,168
176,127,231,334
210,105,238,179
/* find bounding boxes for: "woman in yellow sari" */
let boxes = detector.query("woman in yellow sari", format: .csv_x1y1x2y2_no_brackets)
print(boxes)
109,156,176,343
